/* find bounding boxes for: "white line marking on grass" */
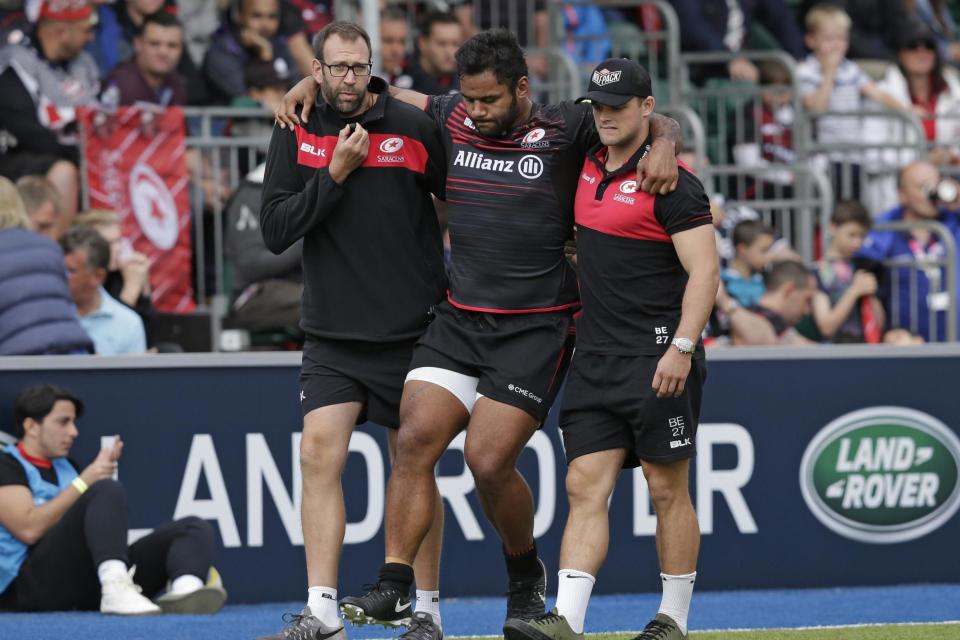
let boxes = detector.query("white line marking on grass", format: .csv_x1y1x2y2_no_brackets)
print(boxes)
430,619,960,638
694,620,960,634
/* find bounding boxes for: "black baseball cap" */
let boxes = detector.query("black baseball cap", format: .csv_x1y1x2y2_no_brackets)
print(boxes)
576,58,653,107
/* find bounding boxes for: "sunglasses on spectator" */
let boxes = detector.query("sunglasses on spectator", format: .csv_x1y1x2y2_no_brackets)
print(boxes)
904,40,936,51
322,62,373,77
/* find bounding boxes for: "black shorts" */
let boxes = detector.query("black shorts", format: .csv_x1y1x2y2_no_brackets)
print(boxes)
299,336,418,429
559,351,706,468
408,301,576,422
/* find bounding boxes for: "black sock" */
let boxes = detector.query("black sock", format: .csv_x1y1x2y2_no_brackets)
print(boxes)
378,562,414,594
503,541,540,579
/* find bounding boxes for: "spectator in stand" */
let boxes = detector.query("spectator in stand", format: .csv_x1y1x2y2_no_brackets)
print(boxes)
61,226,147,355
0,176,92,356
812,200,885,343
0,0,99,230
380,6,411,88
668,0,804,82
407,11,462,95
862,21,960,212
859,160,960,342
560,3,610,74
905,0,960,65
91,0,208,105
733,59,796,171
74,209,153,336
876,21,960,165
203,0,294,102
278,0,329,76
225,164,301,333
798,4,910,199
722,220,775,307
801,0,908,61
102,11,186,107
724,260,817,346
229,57,291,141
16,175,62,241
450,0,548,75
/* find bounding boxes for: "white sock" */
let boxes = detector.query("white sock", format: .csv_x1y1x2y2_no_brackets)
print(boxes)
555,569,595,634
416,590,441,628
658,571,696,635
169,574,205,595
307,586,340,627
97,559,128,585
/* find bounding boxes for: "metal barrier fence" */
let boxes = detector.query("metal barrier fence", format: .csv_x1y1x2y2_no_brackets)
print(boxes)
863,221,957,342
703,163,832,263
560,0,682,106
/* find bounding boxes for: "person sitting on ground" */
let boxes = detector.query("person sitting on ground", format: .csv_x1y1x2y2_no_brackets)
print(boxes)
16,175,62,241
0,384,226,614
0,176,91,356
721,219,774,308
812,200,885,343
725,260,818,346
60,225,147,355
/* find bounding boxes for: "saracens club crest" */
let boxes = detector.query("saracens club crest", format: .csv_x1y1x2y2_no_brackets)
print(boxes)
592,69,622,87
521,127,549,149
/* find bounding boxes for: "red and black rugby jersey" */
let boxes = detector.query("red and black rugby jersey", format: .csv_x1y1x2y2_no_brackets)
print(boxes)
573,140,712,356
428,94,598,313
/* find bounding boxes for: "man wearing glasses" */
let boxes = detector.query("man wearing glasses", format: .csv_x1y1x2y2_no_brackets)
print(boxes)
257,21,448,640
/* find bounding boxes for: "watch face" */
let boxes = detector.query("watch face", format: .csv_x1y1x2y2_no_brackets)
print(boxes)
674,338,694,352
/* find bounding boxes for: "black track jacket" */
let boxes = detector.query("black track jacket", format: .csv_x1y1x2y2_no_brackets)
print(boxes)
260,78,447,341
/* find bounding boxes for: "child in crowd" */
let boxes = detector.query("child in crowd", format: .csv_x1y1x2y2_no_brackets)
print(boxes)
797,4,909,199
722,220,775,307
812,200,885,342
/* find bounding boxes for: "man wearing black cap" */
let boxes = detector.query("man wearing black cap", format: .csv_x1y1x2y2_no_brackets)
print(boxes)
504,59,719,640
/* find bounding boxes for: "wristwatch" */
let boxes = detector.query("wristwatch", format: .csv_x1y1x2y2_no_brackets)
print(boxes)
671,337,696,354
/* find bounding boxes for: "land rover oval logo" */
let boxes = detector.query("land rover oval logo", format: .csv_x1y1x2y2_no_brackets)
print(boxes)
800,407,960,544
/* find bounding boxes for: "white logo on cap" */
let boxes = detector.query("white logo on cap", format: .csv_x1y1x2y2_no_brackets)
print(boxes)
592,69,622,87
379,137,404,153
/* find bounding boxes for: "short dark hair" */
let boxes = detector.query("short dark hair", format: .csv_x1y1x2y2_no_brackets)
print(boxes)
758,59,791,85
732,219,775,248
61,225,110,271
313,20,372,61
418,10,460,40
13,384,84,438
138,11,183,35
380,5,407,23
831,199,872,229
455,29,527,90
764,259,813,291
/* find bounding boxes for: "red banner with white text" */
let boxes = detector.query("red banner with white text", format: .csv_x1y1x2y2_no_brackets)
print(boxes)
80,107,195,312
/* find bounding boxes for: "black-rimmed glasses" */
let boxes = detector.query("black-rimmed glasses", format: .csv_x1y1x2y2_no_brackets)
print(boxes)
322,62,373,77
